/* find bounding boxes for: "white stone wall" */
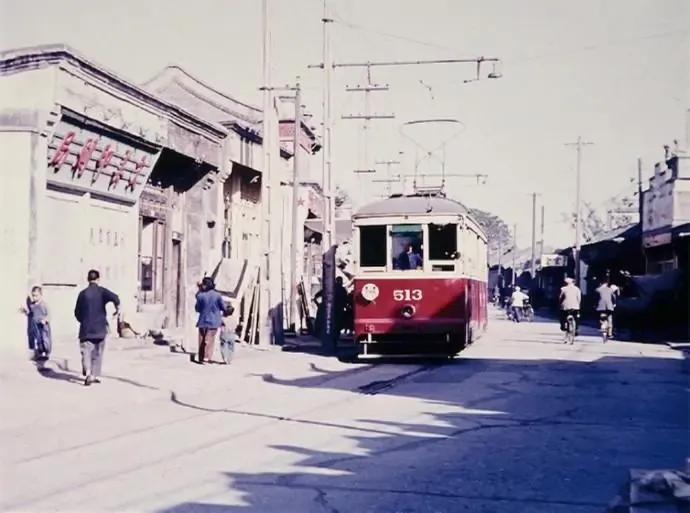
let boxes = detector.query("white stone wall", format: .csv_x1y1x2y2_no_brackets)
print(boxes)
0,131,35,355
0,68,56,112
40,191,138,341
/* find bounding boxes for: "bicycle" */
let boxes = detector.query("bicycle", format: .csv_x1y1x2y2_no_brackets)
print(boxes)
564,313,576,345
599,311,612,344
522,301,535,322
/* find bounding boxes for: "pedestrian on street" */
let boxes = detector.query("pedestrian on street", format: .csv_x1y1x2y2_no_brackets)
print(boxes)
559,277,582,334
510,286,529,322
219,302,238,364
334,276,349,338
21,286,52,361
595,277,618,339
194,276,225,364
74,270,120,386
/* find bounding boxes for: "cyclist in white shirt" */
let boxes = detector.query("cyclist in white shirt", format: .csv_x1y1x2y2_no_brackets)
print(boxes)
510,286,529,323
559,277,582,334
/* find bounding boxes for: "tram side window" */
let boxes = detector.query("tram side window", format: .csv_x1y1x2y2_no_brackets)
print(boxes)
359,225,387,268
391,224,423,270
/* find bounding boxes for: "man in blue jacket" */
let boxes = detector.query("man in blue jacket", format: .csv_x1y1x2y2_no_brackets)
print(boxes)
74,269,120,386
195,276,226,364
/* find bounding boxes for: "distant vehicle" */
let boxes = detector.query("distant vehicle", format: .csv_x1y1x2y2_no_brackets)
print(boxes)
352,193,488,356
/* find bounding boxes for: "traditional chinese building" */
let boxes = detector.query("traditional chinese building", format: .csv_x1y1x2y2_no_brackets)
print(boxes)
0,45,228,348
144,66,323,331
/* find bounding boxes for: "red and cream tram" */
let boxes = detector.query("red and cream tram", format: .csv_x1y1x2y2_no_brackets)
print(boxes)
352,193,488,355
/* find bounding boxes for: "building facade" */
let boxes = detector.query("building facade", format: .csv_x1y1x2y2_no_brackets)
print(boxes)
0,45,227,349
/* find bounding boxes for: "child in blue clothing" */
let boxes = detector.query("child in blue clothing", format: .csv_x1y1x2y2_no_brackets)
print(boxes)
219,302,238,364
21,286,52,360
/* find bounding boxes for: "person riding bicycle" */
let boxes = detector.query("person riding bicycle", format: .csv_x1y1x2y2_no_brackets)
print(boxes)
559,277,581,334
510,286,529,323
595,277,617,339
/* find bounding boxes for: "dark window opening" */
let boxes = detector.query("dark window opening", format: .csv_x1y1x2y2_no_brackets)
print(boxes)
139,216,165,304
429,223,457,261
359,225,387,267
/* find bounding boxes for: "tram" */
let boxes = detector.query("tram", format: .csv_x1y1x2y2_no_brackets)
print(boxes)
352,193,488,356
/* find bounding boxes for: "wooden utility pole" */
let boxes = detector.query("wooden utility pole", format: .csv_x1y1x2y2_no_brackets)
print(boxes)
565,136,594,285
258,0,273,345
530,192,538,280
289,79,302,331
374,159,401,196
512,223,518,286
638,157,645,273
320,0,337,351
539,204,545,258
343,66,394,174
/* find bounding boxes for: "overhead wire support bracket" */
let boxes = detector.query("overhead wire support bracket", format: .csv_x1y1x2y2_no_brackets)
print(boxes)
342,114,395,120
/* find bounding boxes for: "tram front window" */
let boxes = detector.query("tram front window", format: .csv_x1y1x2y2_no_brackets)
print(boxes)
391,224,423,270
359,225,387,268
429,223,457,260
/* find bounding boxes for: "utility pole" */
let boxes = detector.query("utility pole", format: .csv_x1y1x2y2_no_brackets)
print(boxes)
320,0,337,351
343,66,394,174
374,159,401,196
638,157,645,273
539,204,545,258
530,192,541,280
512,223,517,287
289,79,302,332
565,136,594,285
258,0,273,346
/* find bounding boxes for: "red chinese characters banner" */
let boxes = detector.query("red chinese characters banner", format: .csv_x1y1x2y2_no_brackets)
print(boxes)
47,117,161,204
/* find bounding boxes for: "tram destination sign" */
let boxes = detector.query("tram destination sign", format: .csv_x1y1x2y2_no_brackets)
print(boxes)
47,117,161,204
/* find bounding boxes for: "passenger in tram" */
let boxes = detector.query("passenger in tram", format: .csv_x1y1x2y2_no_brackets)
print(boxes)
397,244,423,270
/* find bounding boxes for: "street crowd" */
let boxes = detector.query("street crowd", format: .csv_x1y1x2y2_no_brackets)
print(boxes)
22,270,239,387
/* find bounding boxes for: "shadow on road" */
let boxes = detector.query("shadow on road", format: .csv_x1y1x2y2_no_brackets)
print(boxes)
155,346,688,513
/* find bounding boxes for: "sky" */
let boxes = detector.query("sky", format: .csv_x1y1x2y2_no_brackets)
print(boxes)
1,0,688,249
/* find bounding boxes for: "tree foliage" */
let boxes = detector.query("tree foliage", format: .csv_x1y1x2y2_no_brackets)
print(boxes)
562,193,638,242
469,208,513,257
334,186,350,208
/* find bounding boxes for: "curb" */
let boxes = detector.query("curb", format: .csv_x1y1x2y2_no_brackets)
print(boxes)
664,342,690,375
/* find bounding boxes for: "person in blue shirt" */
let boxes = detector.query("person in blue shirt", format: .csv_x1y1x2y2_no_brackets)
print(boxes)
194,276,226,364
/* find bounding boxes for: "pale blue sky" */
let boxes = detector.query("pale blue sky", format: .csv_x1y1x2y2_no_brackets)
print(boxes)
1,0,688,248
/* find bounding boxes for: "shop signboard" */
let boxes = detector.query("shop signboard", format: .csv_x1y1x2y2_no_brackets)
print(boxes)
540,254,567,268
47,116,161,204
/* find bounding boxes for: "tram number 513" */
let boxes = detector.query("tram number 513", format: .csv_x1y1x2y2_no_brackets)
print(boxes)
393,289,423,301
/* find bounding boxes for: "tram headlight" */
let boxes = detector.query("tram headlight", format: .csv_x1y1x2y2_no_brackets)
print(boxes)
361,283,379,302
401,304,416,319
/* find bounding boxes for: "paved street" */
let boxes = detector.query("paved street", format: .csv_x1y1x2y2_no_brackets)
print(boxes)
1,310,687,513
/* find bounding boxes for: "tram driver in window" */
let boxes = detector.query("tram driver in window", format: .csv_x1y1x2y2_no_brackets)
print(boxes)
397,243,423,270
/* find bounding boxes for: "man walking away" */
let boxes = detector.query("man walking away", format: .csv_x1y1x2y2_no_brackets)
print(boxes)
595,277,617,339
559,277,582,335
510,286,529,323
74,270,120,386
195,277,225,364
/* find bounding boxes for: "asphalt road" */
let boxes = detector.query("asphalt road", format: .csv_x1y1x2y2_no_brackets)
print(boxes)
1,311,687,513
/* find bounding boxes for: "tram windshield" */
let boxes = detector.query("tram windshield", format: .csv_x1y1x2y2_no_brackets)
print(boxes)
359,225,387,267
391,224,423,270
429,223,457,260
